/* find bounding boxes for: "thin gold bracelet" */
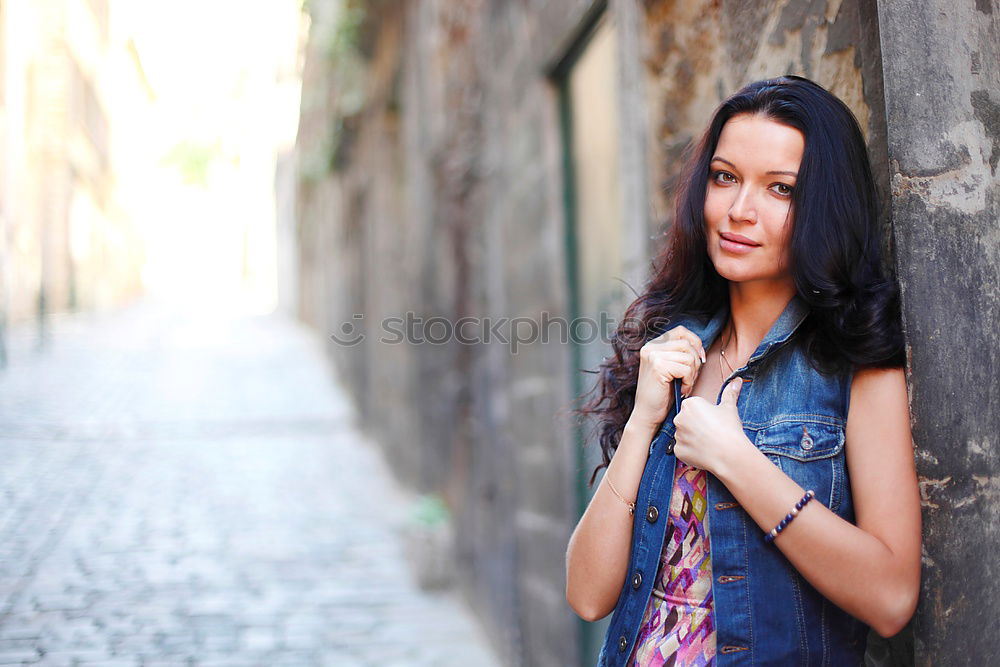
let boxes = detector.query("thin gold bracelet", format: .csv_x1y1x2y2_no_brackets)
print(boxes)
605,474,636,516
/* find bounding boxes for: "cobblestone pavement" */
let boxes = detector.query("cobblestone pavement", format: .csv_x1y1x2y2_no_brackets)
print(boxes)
0,299,501,667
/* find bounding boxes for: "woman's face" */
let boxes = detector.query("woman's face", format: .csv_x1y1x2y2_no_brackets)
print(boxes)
703,113,804,288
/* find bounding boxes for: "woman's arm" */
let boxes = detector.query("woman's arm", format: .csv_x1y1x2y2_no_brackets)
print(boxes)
565,418,659,622
566,325,706,621
714,366,922,638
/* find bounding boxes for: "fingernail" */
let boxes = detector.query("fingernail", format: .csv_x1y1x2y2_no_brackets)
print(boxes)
701,352,707,363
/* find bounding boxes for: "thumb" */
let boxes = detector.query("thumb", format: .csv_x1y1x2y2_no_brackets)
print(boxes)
720,376,743,410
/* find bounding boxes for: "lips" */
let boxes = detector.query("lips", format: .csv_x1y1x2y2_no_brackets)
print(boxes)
720,232,760,247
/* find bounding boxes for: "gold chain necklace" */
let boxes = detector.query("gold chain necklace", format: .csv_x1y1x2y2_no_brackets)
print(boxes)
719,321,737,382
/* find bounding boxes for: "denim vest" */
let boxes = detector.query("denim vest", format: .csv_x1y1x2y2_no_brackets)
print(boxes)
597,295,869,666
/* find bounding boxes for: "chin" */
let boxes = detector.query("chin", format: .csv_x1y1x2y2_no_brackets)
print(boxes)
711,259,754,281
712,262,776,284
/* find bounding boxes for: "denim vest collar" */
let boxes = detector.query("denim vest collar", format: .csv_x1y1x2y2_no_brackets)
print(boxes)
673,294,810,385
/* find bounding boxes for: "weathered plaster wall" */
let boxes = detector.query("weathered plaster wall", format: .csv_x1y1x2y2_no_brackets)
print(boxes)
292,0,980,664
297,3,591,664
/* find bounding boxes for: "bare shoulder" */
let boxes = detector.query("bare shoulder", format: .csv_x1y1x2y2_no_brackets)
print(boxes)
846,365,911,451
852,364,908,392
847,366,910,434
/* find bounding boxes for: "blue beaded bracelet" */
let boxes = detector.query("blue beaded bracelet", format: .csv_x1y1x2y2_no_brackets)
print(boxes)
764,489,815,543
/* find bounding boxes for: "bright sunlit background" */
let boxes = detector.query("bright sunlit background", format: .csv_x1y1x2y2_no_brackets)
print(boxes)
0,0,306,325
121,1,304,312
0,4,504,663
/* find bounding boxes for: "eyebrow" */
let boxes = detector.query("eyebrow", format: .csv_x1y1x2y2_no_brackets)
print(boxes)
710,156,798,178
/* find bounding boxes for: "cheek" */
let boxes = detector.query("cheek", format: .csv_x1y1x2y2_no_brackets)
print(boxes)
774,210,794,246
703,190,726,228
770,218,795,266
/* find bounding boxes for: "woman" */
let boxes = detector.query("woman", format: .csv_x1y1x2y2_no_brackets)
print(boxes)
565,75,922,666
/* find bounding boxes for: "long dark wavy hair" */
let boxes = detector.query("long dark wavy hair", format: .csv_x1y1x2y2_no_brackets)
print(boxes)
577,75,905,487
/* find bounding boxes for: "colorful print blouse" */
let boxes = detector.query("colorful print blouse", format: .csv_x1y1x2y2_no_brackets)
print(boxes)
628,460,717,666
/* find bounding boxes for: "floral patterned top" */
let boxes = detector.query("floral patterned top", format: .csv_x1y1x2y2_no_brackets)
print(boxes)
628,459,717,666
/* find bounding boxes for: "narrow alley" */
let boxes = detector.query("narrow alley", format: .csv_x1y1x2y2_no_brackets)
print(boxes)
0,300,500,666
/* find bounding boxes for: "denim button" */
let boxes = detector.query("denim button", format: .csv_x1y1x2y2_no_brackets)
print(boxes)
631,571,642,589
618,636,628,652
801,426,815,450
646,505,659,523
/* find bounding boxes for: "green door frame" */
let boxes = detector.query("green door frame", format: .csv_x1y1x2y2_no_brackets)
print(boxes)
548,2,614,663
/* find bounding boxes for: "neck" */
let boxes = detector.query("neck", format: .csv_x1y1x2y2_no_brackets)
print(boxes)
722,279,797,362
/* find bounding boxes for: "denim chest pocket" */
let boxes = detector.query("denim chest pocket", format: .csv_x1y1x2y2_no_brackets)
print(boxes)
754,419,846,513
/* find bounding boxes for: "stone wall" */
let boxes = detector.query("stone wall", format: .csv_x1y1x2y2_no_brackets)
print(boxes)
294,0,999,664
635,0,894,269
877,0,1000,663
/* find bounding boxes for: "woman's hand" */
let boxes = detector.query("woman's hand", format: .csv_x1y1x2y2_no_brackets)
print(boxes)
672,376,754,474
630,326,707,431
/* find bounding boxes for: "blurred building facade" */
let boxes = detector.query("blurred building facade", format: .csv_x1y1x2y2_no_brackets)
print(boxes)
293,1,999,665
0,0,145,361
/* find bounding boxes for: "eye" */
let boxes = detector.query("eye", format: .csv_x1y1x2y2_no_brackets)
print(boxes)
771,182,794,197
712,170,736,184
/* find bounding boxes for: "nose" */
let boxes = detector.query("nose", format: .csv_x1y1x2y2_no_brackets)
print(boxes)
728,186,757,224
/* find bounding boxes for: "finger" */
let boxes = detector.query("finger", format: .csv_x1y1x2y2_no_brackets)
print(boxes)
654,349,697,371
720,376,744,408
650,329,704,365
686,341,705,367
685,363,699,395
659,326,704,363
674,438,691,465
678,348,701,397
676,357,697,397
678,330,707,364
683,330,706,364
658,353,698,389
